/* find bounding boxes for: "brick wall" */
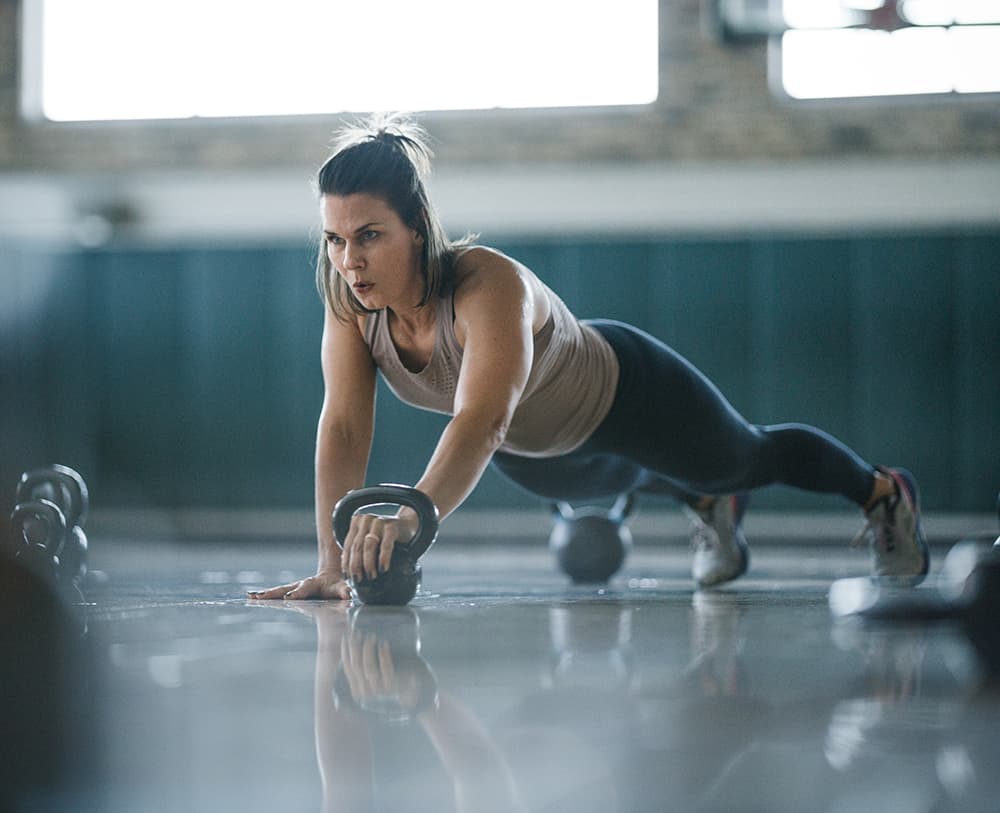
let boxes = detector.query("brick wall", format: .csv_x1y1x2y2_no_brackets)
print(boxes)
1,0,999,174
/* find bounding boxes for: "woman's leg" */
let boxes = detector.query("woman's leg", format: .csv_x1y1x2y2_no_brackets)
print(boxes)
585,320,879,506
492,320,926,585
492,321,880,514
491,449,651,504
586,319,926,584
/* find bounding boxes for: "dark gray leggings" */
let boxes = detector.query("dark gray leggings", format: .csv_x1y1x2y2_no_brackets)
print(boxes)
492,320,876,507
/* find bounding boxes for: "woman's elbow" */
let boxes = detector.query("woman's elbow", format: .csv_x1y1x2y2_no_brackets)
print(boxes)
485,413,511,451
455,408,511,452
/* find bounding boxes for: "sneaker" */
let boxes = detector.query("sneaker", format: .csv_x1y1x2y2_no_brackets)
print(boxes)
686,494,750,588
852,467,929,585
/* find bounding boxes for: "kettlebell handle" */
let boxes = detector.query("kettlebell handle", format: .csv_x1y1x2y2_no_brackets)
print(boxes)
9,499,68,558
551,492,635,523
332,484,440,560
17,465,89,528
610,493,635,523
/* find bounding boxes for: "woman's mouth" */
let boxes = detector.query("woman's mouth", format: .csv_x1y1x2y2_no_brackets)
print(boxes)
353,282,374,295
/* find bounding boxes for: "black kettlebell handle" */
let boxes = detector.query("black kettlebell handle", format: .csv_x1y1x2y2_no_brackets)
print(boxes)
17,465,88,527
9,499,68,559
333,484,439,560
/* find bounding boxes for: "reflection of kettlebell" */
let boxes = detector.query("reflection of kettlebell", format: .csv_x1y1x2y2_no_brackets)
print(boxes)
332,607,438,724
546,603,634,690
549,493,635,584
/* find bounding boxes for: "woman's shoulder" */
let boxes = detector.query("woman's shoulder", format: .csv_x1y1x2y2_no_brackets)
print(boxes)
451,245,552,333
453,245,532,291
351,310,377,346
453,244,510,271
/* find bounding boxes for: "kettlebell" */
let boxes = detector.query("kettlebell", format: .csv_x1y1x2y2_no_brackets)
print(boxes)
16,465,89,585
17,465,88,528
7,499,68,585
332,484,439,606
549,493,635,584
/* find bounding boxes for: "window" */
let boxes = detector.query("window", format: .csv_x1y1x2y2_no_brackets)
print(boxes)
776,0,1000,100
22,0,659,122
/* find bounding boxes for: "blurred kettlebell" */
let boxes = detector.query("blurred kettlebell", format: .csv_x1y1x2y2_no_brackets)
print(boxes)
830,541,1000,678
332,484,439,606
16,465,89,586
6,499,68,585
550,493,635,584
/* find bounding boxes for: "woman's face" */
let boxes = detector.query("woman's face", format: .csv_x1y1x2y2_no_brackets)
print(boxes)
321,193,424,311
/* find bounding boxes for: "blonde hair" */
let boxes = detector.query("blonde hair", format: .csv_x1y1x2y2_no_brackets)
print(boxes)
314,113,473,321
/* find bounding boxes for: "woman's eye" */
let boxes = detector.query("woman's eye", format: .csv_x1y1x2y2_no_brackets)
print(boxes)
327,236,344,247
362,230,378,241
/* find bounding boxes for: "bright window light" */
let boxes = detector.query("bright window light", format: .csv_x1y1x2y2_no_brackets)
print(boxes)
29,0,658,122
780,25,1000,99
903,0,1000,26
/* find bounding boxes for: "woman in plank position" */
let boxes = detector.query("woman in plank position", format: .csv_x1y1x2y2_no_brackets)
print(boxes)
249,115,927,601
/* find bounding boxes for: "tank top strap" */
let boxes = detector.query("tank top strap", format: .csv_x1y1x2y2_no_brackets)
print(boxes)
435,289,462,359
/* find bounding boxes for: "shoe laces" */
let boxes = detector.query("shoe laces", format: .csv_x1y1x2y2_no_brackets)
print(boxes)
851,496,898,553
685,508,719,551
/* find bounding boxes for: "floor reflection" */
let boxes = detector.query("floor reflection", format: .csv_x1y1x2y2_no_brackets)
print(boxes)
6,541,999,812
279,602,527,813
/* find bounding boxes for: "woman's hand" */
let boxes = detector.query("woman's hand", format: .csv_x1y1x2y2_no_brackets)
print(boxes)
247,570,352,601
340,511,419,583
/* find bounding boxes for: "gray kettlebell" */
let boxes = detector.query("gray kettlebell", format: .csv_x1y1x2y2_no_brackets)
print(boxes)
550,493,635,584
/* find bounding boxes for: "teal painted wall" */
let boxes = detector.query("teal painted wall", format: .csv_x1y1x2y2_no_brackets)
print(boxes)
2,231,998,516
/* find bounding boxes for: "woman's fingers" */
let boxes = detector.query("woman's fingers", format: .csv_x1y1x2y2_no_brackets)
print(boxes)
247,582,299,600
362,532,381,581
378,524,401,574
329,579,353,600
283,579,318,600
285,575,352,600
342,520,361,581
247,574,352,601
341,514,403,582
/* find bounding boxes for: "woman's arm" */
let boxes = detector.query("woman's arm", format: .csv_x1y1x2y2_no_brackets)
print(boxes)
249,306,376,600
342,250,537,582
414,255,534,519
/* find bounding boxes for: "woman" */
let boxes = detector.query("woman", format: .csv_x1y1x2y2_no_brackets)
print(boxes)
249,115,928,602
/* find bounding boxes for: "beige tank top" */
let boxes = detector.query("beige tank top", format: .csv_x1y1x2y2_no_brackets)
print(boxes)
363,284,619,457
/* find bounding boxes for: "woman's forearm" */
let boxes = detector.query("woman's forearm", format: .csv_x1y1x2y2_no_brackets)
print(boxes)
315,417,373,573
413,409,509,523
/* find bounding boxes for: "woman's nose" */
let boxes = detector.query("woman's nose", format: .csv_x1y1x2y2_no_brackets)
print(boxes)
343,241,364,269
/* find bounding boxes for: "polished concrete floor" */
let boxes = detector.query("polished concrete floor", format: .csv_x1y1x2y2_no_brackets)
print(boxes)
4,532,1000,813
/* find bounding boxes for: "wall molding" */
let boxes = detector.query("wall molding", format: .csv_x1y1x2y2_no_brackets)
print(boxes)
3,158,1000,244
